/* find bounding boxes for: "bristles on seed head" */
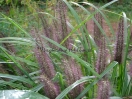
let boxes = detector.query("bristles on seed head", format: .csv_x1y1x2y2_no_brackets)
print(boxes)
97,80,110,99
113,18,124,64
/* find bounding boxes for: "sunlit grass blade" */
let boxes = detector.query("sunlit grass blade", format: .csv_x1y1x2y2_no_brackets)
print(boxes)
0,37,34,45
109,96,122,99
0,90,50,99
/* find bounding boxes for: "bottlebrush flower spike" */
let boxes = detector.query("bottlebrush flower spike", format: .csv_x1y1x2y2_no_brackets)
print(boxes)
114,18,124,64
39,14,56,48
95,32,110,99
58,0,68,35
94,12,108,74
56,0,72,48
63,58,84,98
55,1,84,98
30,28,56,79
39,14,52,39
40,74,60,99
94,12,103,47
96,37,107,74
52,20,60,43
34,47,56,79
30,28,60,98
94,13,110,99
97,80,110,99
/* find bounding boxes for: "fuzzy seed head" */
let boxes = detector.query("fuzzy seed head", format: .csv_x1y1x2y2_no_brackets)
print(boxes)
94,12,103,47
114,18,124,64
63,58,84,98
30,28,60,98
96,36,107,75
40,75,60,99
97,80,110,99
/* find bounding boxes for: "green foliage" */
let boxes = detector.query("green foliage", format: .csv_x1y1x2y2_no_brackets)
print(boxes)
0,0,47,6
0,0,21,6
0,0,132,98
0,0,4,6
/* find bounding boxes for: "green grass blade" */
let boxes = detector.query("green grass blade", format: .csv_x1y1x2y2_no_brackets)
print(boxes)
76,61,118,99
0,80,27,89
31,83,44,92
41,35,100,77
0,74,34,85
121,12,131,96
14,56,38,68
0,46,35,83
55,76,95,99
60,0,118,45
71,1,114,55
62,0,89,54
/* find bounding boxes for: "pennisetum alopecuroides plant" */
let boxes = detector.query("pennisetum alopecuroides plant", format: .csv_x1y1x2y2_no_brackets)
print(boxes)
55,0,84,98
30,28,60,99
94,12,110,99
30,0,84,98
113,18,124,64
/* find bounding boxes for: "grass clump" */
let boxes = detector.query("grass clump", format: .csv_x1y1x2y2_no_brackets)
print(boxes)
0,0,132,99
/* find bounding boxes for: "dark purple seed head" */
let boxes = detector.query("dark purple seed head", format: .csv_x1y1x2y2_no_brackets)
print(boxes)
97,80,110,99
63,58,84,98
96,37,107,75
94,12,103,47
114,18,124,64
40,75,60,99
30,28,60,98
